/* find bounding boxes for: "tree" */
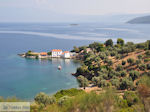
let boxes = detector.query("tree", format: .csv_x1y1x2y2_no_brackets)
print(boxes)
117,38,124,46
116,65,123,71
127,58,135,65
129,70,140,81
147,64,150,70
121,71,127,77
136,59,141,66
92,76,100,86
145,50,150,56
73,46,79,53
89,42,105,52
77,75,89,89
98,80,110,87
110,78,120,89
122,60,126,66
110,51,117,56
105,39,113,47
146,40,150,50
47,52,52,55
107,60,113,66
120,77,134,90
139,64,146,71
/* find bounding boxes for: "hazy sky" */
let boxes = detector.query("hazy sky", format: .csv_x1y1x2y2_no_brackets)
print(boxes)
0,0,150,22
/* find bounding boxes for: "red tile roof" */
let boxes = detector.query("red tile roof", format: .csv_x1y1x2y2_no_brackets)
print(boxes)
40,52,47,55
52,49,62,52
64,51,69,53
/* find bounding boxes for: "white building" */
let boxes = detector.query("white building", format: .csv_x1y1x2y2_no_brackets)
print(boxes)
51,49,63,57
62,51,71,58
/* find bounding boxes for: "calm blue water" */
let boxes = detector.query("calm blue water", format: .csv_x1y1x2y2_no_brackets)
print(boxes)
0,23,150,99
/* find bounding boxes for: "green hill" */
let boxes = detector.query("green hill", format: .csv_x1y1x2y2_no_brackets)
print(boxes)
128,15,150,24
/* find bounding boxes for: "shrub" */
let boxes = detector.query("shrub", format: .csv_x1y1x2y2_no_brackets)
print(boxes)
34,92,56,106
0,96,21,102
54,88,84,99
123,91,139,107
58,96,70,106
139,64,146,71
117,99,128,108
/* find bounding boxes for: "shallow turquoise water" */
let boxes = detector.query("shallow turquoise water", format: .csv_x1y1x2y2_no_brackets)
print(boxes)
0,54,80,99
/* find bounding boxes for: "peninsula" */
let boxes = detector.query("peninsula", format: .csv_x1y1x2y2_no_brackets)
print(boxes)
16,38,150,112
19,49,77,59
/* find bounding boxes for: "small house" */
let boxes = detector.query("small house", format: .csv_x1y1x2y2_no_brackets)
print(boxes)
38,52,48,58
62,51,71,58
40,52,47,56
51,49,62,57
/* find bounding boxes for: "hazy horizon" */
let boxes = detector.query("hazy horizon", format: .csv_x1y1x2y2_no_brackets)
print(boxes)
0,0,150,23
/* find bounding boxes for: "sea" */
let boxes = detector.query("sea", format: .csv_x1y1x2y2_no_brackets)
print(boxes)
0,22,150,100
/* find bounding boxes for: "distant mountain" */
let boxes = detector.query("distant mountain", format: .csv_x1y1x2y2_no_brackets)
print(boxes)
127,15,150,24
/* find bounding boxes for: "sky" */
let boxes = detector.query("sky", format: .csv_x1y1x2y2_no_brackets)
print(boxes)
0,0,150,22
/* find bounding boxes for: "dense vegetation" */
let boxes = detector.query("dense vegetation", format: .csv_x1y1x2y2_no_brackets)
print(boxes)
1,39,150,112
74,39,150,91
29,39,150,112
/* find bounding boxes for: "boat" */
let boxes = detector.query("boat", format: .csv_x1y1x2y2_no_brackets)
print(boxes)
58,65,62,70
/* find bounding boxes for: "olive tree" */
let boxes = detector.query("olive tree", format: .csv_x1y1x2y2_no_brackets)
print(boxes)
139,64,146,71
121,71,127,77
92,76,100,86
127,58,135,65
105,39,113,47
77,75,89,89
122,60,126,66
116,65,123,71
117,38,124,46
119,78,134,90
129,70,140,81
110,78,120,89
146,40,150,50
